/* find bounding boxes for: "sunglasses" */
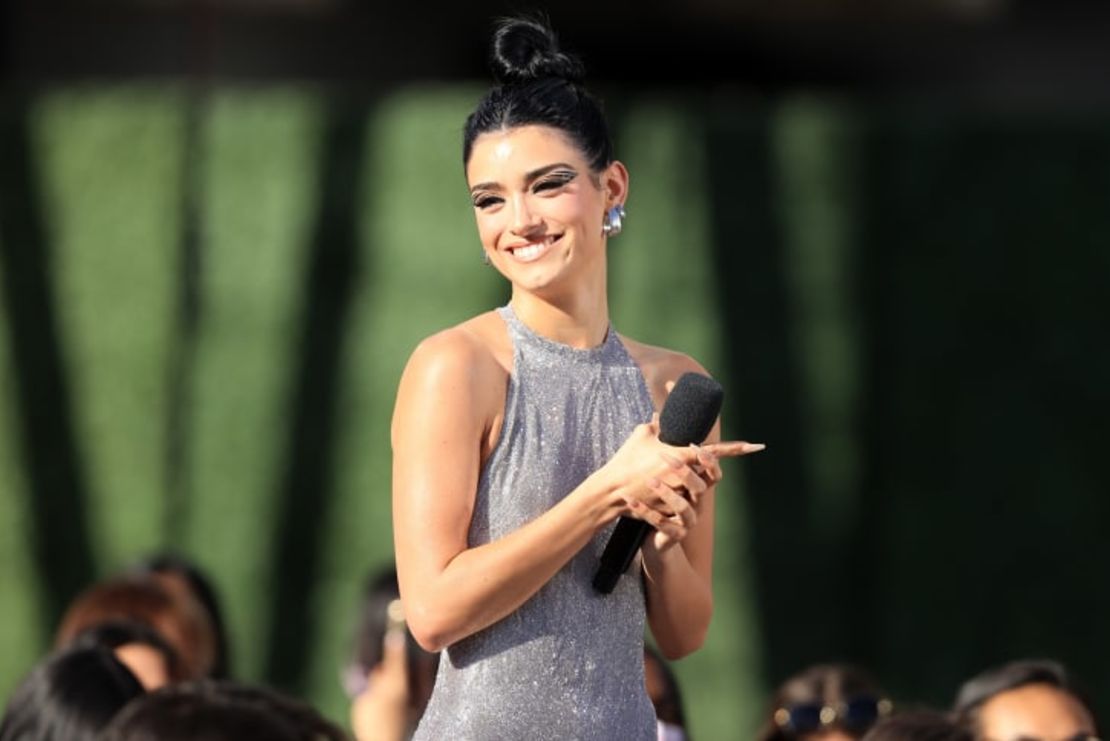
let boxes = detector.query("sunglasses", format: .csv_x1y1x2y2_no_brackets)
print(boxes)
985,736,1101,741
774,695,893,735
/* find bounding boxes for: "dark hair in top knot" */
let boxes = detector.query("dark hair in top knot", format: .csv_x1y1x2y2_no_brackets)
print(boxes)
490,16,585,85
464,15,613,172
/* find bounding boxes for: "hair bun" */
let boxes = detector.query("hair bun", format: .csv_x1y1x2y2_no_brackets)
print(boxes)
491,16,585,85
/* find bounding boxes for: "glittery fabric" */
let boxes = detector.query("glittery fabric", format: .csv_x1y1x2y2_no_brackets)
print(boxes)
412,305,657,741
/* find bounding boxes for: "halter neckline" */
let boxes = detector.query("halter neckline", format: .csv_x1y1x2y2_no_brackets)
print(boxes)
499,303,618,363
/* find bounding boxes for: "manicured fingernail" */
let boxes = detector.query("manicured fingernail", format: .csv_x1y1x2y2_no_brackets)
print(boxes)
747,443,766,451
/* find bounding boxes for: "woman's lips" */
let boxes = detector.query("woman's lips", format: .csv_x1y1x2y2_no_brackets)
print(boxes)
507,234,563,263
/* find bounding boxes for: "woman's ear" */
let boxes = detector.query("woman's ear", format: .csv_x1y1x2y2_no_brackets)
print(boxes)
602,160,629,208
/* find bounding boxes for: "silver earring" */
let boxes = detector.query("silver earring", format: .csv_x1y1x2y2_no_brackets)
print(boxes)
482,250,491,265
602,205,626,237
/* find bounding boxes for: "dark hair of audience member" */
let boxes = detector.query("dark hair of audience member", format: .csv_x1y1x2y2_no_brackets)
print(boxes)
953,659,1100,736
757,664,889,741
98,680,347,741
0,645,143,741
344,566,438,712
54,575,216,680
644,644,690,737
72,619,186,687
131,552,231,679
861,711,972,741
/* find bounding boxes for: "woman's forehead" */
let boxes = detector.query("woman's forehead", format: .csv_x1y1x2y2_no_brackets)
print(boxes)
466,125,586,183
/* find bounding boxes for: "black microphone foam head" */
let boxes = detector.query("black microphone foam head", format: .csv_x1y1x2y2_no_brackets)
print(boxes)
657,372,724,446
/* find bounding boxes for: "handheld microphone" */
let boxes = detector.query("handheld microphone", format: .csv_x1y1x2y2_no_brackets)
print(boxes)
592,372,724,594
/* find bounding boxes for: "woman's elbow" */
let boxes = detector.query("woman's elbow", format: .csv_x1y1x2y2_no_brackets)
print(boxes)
408,625,447,653
404,601,451,653
657,627,708,661
406,597,476,653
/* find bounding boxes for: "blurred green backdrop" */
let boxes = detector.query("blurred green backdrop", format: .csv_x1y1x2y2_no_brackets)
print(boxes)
1,85,1108,738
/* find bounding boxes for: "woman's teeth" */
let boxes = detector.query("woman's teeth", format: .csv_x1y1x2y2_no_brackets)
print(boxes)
515,243,545,260
510,235,561,262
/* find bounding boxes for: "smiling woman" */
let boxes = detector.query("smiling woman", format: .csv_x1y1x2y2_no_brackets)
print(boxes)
390,14,763,740
467,125,622,295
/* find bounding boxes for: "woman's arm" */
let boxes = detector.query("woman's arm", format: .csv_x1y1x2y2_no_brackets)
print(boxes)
392,328,716,652
635,352,758,660
641,418,721,660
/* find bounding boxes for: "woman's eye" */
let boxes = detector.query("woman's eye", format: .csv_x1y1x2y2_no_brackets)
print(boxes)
473,195,501,209
534,173,575,193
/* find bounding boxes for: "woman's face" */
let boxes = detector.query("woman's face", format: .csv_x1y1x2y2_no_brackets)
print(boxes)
466,124,626,296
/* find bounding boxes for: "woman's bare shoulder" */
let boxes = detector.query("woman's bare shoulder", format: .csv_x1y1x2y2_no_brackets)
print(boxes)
399,311,511,410
619,335,711,408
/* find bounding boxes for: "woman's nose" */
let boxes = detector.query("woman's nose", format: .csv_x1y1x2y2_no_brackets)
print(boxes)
509,195,541,233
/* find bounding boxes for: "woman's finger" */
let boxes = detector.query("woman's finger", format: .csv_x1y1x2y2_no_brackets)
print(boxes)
625,496,685,541
693,445,722,485
659,452,708,496
653,453,687,491
702,441,765,458
656,484,697,529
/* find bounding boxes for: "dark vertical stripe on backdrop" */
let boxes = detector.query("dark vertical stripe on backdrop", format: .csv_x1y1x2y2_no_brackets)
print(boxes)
163,87,205,547
702,102,821,682
263,99,366,692
842,114,890,675
0,97,97,624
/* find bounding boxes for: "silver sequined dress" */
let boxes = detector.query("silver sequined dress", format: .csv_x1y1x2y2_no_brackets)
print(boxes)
411,305,658,741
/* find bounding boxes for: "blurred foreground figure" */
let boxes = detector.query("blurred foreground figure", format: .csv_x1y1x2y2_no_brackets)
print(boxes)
0,645,143,741
130,552,233,678
757,664,893,741
72,619,184,690
643,645,690,740
344,568,438,741
54,575,217,680
98,680,347,741
861,711,972,741
953,659,1099,741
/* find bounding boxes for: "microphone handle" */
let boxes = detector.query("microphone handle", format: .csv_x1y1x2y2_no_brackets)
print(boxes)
591,517,652,594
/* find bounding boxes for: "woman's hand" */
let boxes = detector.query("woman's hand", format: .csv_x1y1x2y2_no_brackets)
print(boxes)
637,445,715,552
595,418,763,548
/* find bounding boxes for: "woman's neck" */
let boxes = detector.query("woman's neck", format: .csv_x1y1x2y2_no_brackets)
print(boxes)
509,286,610,349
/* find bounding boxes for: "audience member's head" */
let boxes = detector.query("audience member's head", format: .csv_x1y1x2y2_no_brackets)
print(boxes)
345,566,439,741
953,659,1099,741
71,619,184,690
55,575,216,680
343,566,438,712
862,711,972,741
0,645,144,741
758,664,893,741
98,680,346,741
131,552,231,679
644,644,689,740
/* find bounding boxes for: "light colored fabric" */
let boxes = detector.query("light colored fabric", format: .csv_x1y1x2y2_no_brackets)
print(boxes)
413,305,657,740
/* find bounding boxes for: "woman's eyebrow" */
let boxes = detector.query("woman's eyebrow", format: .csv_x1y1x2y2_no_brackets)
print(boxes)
468,162,577,196
523,162,576,183
469,180,501,196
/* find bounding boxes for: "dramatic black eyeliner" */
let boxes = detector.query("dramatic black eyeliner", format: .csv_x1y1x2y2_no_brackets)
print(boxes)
533,170,577,192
